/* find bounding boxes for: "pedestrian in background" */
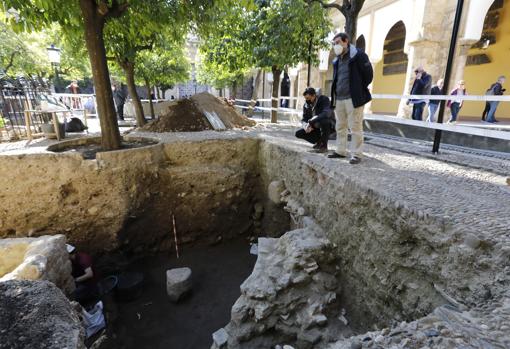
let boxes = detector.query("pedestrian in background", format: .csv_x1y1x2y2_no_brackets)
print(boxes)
66,80,81,109
426,79,444,122
112,82,127,121
408,67,432,121
280,72,291,108
484,76,506,123
447,80,467,124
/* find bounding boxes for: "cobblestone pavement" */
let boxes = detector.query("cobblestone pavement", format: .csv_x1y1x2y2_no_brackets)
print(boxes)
258,125,510,241
365,133,510,175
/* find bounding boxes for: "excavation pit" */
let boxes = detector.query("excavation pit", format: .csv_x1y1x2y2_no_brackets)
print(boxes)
0,128,509,348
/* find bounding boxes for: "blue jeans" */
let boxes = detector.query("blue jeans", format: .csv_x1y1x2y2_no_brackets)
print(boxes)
486,101,499,123
449,102,460,122
427,103,439,122
412,102,425,120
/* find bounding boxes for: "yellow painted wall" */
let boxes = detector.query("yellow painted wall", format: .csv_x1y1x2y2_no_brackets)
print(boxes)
462,0,510,119
371,60,407,114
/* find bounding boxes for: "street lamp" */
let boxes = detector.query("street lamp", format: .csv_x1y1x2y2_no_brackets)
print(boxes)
46,44,61,92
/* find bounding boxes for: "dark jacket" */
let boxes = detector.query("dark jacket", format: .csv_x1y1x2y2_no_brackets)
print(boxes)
281,73,291,97
429,86,443,105
410,72,432,100
330,44,373,108
488,82,505,96
302,95,333,124
113,85,128,104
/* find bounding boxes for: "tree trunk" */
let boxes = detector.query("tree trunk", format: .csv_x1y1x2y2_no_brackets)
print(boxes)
219,88,223,97
247,70,262,117
79,0,121,150
271,66,281,123
146,80,155,120
156,87,161,100
344,12,358,41
232,81,238,98
122,62,146,126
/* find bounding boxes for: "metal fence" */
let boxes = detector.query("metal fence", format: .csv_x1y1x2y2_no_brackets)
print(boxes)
0,76,51,141
0,76,98,142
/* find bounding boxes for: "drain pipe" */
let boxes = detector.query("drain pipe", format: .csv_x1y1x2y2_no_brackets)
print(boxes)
432,0,464,154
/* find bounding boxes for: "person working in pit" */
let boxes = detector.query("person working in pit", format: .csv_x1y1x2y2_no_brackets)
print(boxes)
68,244,99,305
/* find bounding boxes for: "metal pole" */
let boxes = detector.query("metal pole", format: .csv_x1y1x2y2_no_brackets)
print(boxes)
307,38,312,87
53,64,59,93
432,0,464,154
262,70,266,119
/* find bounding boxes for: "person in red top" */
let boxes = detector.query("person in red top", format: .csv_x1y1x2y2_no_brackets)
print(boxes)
67,244,99,305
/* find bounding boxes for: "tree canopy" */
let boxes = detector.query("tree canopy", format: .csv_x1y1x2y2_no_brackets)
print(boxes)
199,0,331,121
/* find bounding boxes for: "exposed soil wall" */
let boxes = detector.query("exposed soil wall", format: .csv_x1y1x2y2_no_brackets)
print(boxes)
118,139,273,254
0,143,163,253
0,137,288,257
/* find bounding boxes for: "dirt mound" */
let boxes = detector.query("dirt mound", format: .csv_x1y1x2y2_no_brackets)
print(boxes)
140,93,255,133
140,98,213,132
191,92,256,129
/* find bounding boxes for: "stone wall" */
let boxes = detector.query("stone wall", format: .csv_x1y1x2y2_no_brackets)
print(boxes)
0,235,74,295
212,218,350,349
257,139,505,330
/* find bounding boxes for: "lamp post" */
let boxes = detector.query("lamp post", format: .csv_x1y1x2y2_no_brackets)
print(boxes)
432,0,464,154
46,44,61,93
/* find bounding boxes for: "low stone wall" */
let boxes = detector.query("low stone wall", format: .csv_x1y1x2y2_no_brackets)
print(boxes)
258,139,509,331
0,235,74,295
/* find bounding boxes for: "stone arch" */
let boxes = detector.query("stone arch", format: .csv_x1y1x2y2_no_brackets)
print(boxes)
369,0,412,62
356,35,366,52
463,0,499,42
371,20,409,115
382,21,408,76
462,0,510,120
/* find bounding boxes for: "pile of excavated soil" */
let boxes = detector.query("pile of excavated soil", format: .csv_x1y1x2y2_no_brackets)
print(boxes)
140,93,255,133
0,280,84,349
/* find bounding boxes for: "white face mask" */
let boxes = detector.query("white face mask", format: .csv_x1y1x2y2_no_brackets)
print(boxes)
333,44,343,55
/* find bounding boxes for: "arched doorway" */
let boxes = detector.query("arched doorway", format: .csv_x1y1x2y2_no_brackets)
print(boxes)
463,0,509,120
371,21,408,114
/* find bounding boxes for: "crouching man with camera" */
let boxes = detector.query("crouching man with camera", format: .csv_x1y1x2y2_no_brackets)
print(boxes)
295,87,335,153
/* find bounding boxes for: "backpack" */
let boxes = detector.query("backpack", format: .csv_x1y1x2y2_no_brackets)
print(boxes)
65,117,87,132
486,83,496,96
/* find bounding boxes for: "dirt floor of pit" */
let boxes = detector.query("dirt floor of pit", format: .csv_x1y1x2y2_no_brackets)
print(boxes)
106,238,256,349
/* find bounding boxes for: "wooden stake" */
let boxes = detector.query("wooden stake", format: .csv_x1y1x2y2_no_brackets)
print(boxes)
172,214,180,259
